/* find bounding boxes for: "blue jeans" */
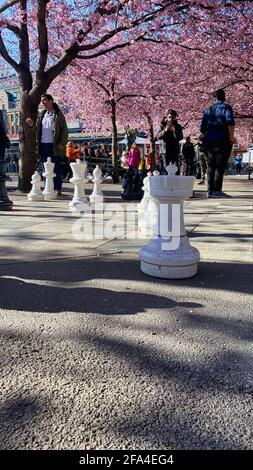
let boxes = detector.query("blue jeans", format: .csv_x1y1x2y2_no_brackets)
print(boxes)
40,143,62,190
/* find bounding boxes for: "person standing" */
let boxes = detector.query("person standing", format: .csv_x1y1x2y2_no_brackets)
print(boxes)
200,89,235,198
197,138,208,184
26,94,68,196
234,154,242,175
182,136,196,176
127,143,141,170
156,109,183,172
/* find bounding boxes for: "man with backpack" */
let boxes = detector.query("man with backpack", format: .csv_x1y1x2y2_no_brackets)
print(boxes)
200,89,235,198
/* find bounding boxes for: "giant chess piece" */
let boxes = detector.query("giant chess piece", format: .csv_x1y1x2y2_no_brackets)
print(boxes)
27,171,44,201
122,167,143,201
69,159,90,211
90,165,104,203
42,157,57,200
140,164,200,279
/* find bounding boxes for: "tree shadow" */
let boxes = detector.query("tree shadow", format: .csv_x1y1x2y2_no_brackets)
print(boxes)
0,396,44,450
0,273,203,314
0,256,252,294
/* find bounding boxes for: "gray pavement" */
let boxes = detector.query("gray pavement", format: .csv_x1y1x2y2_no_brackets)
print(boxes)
0,175,252,450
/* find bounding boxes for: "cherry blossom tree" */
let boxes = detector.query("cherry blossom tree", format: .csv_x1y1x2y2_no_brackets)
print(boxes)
0,0,190,191
1,0,252,189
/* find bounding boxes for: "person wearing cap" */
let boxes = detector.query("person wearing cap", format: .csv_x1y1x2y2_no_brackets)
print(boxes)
156,109,183,172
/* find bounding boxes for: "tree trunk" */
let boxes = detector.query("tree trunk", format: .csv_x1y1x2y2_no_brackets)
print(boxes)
111,100,119,183
146,112,156,172
18,91,39,192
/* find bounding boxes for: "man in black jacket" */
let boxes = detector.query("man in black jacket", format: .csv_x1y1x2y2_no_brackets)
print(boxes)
156,109,183,171
182,136,195,176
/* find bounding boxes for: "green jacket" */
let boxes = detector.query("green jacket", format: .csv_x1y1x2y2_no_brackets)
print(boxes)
37,104,68,158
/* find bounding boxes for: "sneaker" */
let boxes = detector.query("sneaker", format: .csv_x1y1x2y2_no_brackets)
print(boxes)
198,180,205,185
56,190,62,197
213,191,231,198
207,192,213,198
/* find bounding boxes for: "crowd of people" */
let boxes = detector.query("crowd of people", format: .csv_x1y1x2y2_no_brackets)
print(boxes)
17,88,239,197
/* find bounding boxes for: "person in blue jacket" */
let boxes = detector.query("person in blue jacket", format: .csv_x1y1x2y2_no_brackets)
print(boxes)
234,154,242,175
201,89,235,198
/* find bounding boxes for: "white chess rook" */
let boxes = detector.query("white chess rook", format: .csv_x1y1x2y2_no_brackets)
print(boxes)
139,164,200,279
42,157,57,200
69,159,90,211
27,171,44,201
90,165,104,203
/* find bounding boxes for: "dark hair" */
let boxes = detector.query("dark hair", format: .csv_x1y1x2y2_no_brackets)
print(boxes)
166,108,178,118
213,89,225,102
41,93,54,102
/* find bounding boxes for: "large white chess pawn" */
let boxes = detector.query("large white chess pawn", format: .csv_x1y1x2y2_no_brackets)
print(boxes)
69,159,90,211
89,165,104,203
27,171,44,201
42,157,57,200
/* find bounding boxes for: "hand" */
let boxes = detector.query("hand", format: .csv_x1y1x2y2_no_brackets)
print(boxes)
26,117,34,127
230,136,236,144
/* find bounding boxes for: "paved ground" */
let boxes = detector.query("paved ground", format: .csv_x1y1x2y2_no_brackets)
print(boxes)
0,175,252,450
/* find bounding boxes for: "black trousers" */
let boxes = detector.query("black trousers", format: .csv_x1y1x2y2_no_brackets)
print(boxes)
207,143,232,192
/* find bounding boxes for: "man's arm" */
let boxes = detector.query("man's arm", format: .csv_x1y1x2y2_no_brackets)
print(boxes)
228,125,235,144
225,104,236,143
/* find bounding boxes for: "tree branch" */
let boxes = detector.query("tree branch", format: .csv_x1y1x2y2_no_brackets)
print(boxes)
0,0,19,14
37,0,49,75
19,1,30,74
88,77,110,96
5,22,22,37
0,32,19,71
78,4,170,53
117,93,147,103
77,41,131,60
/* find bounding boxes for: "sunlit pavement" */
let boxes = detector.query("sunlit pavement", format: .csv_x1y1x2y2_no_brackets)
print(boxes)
0,175,252,450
